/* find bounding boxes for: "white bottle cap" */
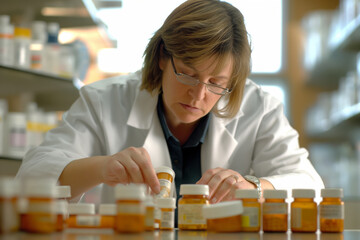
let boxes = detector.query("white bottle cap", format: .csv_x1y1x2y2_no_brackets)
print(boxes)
0,177,16,197
144,195,155,207
114,184,146,200
68,203,95,215
99,204,116,216
6,112,26,125
155,166,175,178
55,185,71,199
321,188,343,198
55,200,68,215
0,15,10,25
156,198,176,209
180,184,209,196
235,189,259,199
203,200,243,219
292,189,315,198
263,189,287,199
22,178,56,198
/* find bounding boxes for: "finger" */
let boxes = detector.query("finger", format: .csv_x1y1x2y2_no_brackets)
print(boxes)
207,170,235,198
132,147,160,194
210,175,238,203
196,167,223,184
221,180,246,202
120,148,145,184
110,160,130,185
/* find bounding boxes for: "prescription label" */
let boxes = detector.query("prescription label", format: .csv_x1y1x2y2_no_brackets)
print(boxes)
320,205,344,219
242,206,260,227
178,204,206,225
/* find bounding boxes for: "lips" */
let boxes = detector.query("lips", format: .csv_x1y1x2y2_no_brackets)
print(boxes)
180,103,201,113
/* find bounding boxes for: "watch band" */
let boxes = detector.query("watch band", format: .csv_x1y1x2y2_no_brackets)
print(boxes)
244,175,262,198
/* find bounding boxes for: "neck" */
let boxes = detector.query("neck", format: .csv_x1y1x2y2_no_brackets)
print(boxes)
168,122,198,145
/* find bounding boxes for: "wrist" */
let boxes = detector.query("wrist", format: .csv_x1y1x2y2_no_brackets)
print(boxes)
244,175,262,198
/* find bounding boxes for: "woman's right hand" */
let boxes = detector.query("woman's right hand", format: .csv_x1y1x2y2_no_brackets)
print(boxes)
102,147,160,194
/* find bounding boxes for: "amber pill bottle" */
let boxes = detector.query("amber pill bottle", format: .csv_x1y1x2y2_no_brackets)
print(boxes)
202,200,243,232
320,188,344,233
262,189,288,232
235,189,261,232
157,197,176,230
155,166,175,198
114,184,146,233
20,179,57,233
0,177,19,233
55,185,71,231
291,189,317,232
144,195,155,231
99,204,117,228
178,184,209,230
67,203,97,228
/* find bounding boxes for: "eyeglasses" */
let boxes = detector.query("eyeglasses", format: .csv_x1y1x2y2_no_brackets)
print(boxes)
170,57,232,96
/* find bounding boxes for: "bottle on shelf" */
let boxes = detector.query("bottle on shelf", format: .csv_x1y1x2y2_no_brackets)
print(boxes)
0,15,14,66
30,21,47,71
13,26,31,69
43,22,60,75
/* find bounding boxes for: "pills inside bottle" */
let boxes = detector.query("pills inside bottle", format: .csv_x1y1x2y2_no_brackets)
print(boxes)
235,189,261,232
320,188,344,233
178,184,209,230
291,189,317,233
155,166,175,198
115,184,146,233
202,200,243,232
262,189,288,232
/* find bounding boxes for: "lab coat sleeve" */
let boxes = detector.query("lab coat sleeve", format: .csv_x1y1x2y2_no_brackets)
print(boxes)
251,97,324,190
16,85,105,182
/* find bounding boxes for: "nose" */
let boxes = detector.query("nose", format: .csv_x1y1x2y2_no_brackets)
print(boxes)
189,81,207,100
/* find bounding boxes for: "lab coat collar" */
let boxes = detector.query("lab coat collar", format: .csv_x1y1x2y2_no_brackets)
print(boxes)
128,89,172,167
127,89,157,129
201,116,238,172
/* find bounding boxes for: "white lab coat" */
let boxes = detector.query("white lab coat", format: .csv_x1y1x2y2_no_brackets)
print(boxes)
16,75,324,202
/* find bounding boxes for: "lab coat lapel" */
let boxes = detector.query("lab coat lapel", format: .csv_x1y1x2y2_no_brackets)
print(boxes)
127,89,172,168
142,114,172,168
201,116,238,172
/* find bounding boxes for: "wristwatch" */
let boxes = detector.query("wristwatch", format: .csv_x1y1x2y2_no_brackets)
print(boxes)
244,175,262,198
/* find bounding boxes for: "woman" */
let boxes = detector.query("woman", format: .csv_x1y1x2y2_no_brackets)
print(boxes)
16,0,324,203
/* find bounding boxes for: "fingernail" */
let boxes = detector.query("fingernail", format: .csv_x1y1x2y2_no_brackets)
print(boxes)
211,197,217,203
155,185,161,194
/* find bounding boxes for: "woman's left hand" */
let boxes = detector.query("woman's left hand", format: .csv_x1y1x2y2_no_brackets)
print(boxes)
196,167,256,203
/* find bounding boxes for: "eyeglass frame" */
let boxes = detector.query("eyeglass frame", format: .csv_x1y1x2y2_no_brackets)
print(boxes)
170,56,232,96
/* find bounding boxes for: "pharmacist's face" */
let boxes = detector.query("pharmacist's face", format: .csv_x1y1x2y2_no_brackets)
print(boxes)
159,55,232,127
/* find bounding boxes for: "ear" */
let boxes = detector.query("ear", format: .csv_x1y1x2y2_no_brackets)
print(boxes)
159,44,166,71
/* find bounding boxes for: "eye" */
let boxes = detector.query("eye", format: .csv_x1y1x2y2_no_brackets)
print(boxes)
209,79,224,87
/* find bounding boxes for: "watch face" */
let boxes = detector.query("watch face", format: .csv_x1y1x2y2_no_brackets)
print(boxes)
246,176,258,183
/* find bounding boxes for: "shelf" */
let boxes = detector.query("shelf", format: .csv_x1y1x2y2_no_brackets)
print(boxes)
0,65,80,111
307,103,360,139
0,155,22,161
0,0,98,28
306,15,360,88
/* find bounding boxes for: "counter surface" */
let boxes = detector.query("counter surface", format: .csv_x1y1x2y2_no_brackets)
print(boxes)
0,229,358,240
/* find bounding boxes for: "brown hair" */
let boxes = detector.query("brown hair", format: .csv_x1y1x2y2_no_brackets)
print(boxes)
141,0,251,118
